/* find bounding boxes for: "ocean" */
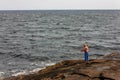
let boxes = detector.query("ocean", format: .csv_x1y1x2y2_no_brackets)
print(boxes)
0,10,120,78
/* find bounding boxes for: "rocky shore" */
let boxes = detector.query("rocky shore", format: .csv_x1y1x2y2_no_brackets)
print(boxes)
3,52,120,80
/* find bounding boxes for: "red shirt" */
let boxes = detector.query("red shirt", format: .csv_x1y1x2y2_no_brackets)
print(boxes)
83,46,89,52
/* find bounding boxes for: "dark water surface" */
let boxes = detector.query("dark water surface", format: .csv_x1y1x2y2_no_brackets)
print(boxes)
0,10,120,77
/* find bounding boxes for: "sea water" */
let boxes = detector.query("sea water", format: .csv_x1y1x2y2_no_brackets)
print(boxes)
0,10,120,78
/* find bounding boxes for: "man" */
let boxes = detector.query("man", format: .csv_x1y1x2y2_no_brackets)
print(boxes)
81,43,89,62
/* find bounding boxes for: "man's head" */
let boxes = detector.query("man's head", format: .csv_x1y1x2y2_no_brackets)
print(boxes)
83,43,88,47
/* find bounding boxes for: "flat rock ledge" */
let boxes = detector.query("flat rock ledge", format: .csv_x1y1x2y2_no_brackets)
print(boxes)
3,53,120,80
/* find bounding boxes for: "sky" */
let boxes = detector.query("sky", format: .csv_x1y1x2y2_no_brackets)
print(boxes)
0,0,120,10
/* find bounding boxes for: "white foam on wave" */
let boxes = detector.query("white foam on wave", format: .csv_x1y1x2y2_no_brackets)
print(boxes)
12,71,29,76
30,62,55,73
11,62,56,77
45,62,55,66
0,61,56,79
30,68,45,73
0,72,5,79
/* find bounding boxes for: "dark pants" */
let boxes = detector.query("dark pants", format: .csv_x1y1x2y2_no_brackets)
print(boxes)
84,52,89,62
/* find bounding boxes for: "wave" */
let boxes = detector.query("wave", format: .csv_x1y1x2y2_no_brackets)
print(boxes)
9,53,50,61
0,62,55,79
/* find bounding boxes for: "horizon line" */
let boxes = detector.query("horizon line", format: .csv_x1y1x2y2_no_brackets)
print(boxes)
0,9,120,11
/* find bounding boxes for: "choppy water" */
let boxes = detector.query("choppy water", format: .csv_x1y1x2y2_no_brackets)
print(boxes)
0,10,120,78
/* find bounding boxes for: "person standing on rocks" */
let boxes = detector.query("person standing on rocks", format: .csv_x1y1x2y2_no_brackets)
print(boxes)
81,43,89,62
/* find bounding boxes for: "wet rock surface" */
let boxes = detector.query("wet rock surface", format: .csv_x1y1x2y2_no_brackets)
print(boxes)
3,52,120,80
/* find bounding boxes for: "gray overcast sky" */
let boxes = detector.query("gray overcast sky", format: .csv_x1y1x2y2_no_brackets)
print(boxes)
0,0,120,10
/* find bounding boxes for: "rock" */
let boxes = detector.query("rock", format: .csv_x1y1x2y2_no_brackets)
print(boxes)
3,53,120,80
104,52,120,60
77,68,101,78
101,70,120,80
64,74,89,80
